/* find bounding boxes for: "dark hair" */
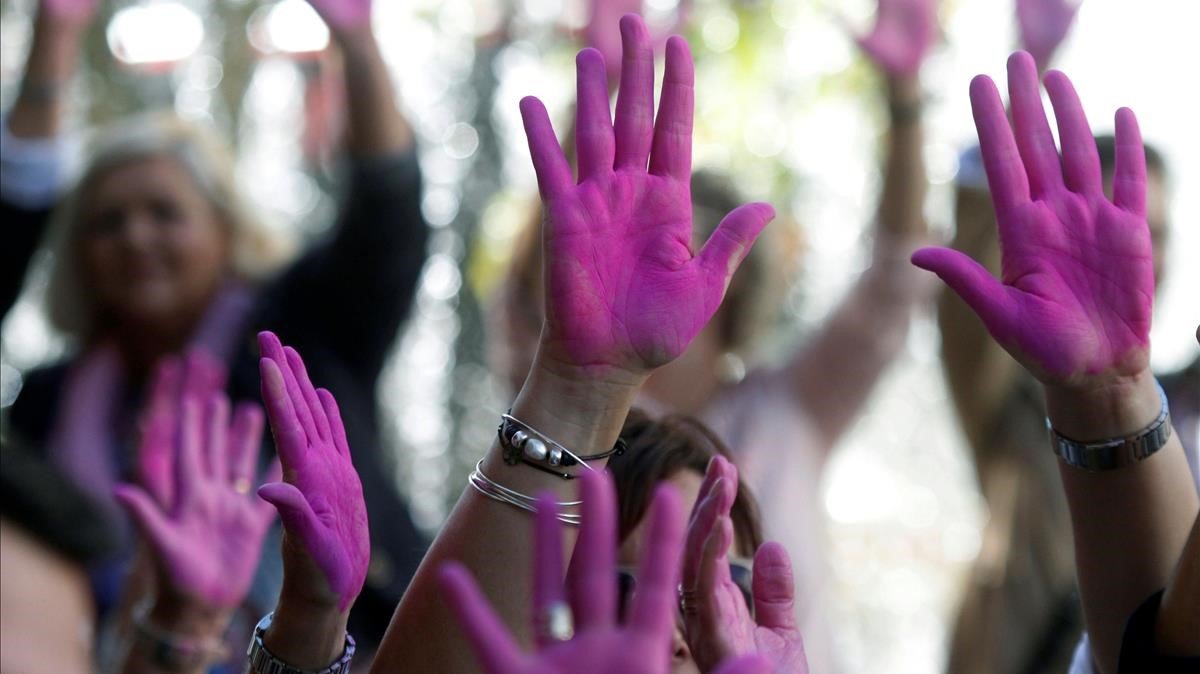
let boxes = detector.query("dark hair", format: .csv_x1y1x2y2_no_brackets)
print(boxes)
1,437,117,565
609,409,764,556
1094,134,1167,177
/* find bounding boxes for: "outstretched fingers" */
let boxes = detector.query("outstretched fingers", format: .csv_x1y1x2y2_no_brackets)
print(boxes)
575,48,616,183
613,13,655,169
259,358,306,466
1044,70,1102,194
438,562,526,674
258,332,318,443
229,403,266,485
648,36,694,180
1006,51,1063,197
520,97,573,201
911,247,1016,340
532,492,568,648
317,389,352,458
1112,107,1146,217
970,74,1030,217
284,347,332,443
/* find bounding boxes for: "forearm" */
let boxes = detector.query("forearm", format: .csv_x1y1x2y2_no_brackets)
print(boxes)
875,75,927,240
336,30,412,157
373,358,642,673
1047,372,1200,674
8,15,84,139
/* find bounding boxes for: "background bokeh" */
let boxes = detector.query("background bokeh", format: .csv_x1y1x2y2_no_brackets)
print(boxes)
2,0,1197,671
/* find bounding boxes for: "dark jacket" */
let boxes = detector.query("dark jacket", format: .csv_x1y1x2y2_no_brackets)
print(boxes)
3,151,430,648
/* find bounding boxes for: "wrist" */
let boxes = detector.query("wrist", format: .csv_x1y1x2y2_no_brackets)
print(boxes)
263,598,350,670
147,596,233,642
1044,369,1162,442
885,76,923,124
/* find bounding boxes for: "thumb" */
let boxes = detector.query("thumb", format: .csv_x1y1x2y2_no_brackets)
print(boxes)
113,484,175,556
698,202,774,289
257,482,320,548
911,247,1015,336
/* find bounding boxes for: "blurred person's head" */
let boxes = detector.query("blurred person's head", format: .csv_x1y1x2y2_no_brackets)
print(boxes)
493,171,788,410
46,112,289,349
608,409,764,673
1,439,116,674
954,136,1169,283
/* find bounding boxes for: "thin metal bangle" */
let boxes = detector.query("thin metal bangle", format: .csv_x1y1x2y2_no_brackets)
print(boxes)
469,461,582,525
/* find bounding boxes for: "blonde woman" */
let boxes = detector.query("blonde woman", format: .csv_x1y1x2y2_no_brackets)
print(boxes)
1,0,429,660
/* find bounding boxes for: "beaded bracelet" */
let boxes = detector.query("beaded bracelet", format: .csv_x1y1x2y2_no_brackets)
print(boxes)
498,413,626,480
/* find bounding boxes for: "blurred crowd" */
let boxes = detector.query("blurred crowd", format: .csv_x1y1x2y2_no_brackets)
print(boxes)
0,1,1196,673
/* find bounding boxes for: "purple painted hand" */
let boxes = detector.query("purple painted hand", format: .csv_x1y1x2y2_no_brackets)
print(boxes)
256,332,370,613
523,14,774,383
682,456,808,673
850,0,938,77
114,392,278,608
305,0,372,34
137,350,228,509
912,52,1152,385
1017,0,1082,71
439,470,772,674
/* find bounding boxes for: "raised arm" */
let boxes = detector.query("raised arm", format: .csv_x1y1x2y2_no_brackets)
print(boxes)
787,0,936,452
372,14,773,672
262,0,426,383
1,0,97,318
912,52,1199,674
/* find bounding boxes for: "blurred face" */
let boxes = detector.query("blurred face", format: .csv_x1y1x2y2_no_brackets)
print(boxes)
79,155,231,333
1103,167,1169,283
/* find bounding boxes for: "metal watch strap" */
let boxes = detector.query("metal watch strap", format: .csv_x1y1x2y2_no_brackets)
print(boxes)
1048,381,1173,471
247,612,355,674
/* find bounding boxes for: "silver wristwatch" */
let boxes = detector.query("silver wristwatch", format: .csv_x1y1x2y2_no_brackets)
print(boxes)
247,612,355,674
1048,381,1173,471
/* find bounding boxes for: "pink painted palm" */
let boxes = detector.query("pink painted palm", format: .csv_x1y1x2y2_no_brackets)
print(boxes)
912,51,1152,385
1016,0,1083,70
524,14,774,382
682,456,808,673
114,393,279,608
852,0,938,77
439,471,772,674
256,331,370,612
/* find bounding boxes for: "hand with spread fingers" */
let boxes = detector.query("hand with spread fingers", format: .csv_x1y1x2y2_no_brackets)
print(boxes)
522,13,775,385
438,470,773,674
911,51,1153,390
682,456,808,673
113,390,279,609
850,0,938,78
136,350,228,510
1016,0,1083,71
256,331,370,614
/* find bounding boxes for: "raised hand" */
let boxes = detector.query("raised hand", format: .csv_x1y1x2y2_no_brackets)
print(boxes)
114,392,278,608
439,470,773,674
522,13,774,383
682,456,808,673
256,331,369,612
304,0,372,35
137,350,228,509
1016,0,1082,71
911,52,1152,387
850,0,938,78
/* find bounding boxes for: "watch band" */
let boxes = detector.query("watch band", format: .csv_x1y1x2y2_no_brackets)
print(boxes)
1048,381,1173,471
247,612,355,674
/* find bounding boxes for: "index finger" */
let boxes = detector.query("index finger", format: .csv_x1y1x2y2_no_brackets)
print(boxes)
628,484,686,638
569,469,618,630
970,74,1031,217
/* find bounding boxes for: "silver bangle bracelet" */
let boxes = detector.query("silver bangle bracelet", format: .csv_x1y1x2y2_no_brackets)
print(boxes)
1047,381,1173,471
468,460,582,525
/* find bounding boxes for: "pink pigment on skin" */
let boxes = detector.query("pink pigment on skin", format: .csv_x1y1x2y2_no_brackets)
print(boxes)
850,0,938,78
682,457,808,673
911,52,1153,383
305,0,372,32
1016,0,1083,70
256,332,370,613
114,391,279,608
523,14,774,380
